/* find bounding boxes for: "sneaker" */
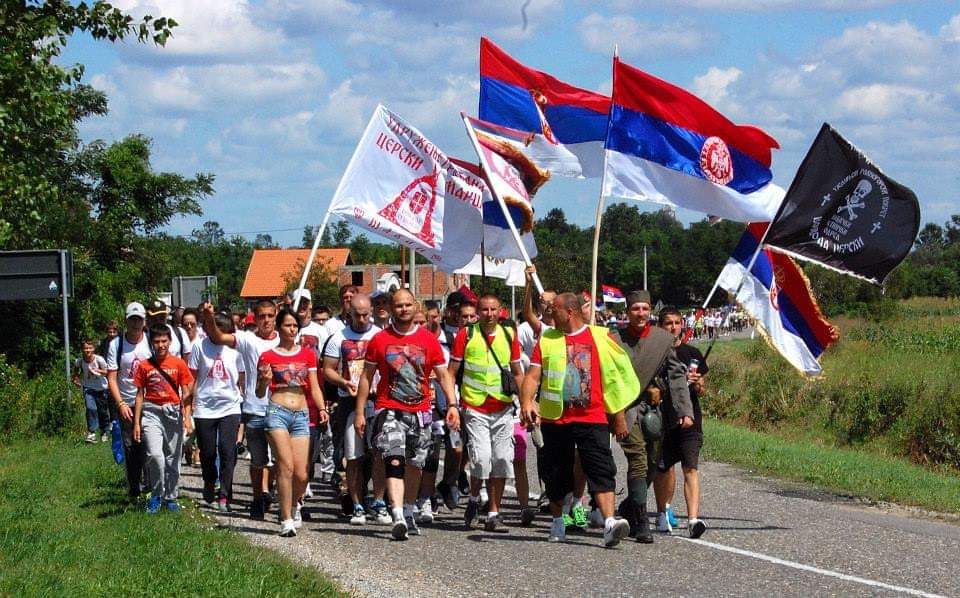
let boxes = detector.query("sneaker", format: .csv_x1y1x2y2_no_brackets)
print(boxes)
484,514,508,533
603,518,630,548
165,500,181,513
293,503,303,529
656,511,673,534
588,508,605,529
279,519,297,537
437,483,457,510
202,483,216,505
562,513,575,528
548,517,566,543
404,514,421,536
145,496,162,514
571,503,588,529
417,499,434,524
665,503,679,528
350,504,366,526
217,497,230,512
520,507,537,527
100,432,110,442
464,498,480,529
304,483,313,499
250,496,265,520
85,432,97,443
688,518,707,539
392,519,409,541
372,500,392,525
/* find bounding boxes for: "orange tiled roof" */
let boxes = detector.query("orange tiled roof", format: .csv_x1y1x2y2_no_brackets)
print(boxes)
240,248,351,298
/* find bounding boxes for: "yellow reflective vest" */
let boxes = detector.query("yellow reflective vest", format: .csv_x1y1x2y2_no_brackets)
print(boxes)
538,325,641,421
460,324,513,408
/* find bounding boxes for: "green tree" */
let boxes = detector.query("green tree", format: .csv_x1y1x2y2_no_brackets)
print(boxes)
254,233,278,249
193,221,226,246
301,225,316,248
332,220,351,246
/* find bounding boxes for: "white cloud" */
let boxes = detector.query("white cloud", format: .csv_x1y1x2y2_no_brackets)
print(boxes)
623,0,907,10
578,13,704,56
823,20,937,80
693,66,742,109
940,14,960,42
835,84,945,120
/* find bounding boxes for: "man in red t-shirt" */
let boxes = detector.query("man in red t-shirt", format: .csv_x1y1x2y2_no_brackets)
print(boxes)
450,294,523,533
355,289,460,541
520,292,631,547
133,325,195,514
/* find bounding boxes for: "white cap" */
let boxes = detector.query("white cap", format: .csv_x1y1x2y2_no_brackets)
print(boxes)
125,302,146,319
292,289,311,303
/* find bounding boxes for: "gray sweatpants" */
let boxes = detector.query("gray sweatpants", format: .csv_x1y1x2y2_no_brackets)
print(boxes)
141,402,184,501
463,405,515,480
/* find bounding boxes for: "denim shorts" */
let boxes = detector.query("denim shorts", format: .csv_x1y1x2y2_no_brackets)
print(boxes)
265,403,310,438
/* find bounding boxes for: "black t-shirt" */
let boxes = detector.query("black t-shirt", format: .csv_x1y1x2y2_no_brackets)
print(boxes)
674,343,708,435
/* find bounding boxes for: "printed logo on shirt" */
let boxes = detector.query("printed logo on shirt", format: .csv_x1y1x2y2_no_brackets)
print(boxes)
270,361,310,388
212,356,226,380
341,339,370,386
562,342,593,409
384,343,427,405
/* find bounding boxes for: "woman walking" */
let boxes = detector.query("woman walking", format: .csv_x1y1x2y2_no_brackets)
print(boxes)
189,312,245,511
257,308,328,537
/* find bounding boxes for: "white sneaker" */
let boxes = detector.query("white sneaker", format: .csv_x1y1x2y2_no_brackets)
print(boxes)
100,432,109,442
603,518,630,548
350,505,366,526
548,517,566,543
688,518,707,539
391,519,409,541
304,483,313,498
279,519,297,537
656,512,673,534
85,432,97,443
417,499,434,524
588,508,605,529
293,504,303,529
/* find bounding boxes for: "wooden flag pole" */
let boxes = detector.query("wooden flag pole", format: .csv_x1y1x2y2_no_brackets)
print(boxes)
589,46,618,324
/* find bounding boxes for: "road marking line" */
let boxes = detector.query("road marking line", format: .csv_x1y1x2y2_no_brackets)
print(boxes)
676,537,946,598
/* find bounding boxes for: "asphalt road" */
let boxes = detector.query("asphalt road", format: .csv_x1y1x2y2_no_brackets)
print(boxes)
181,443,960,597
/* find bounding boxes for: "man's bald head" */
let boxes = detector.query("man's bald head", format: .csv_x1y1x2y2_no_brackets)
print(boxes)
350,294,371,312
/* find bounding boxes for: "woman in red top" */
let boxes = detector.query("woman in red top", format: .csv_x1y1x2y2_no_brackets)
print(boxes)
257,308,328,537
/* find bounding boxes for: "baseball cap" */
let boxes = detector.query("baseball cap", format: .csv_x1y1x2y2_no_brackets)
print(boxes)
146,299,168,317
125,302,146,319
371,289,390,301
292,289,311,303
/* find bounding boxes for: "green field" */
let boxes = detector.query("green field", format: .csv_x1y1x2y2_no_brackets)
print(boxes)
0,439,344,596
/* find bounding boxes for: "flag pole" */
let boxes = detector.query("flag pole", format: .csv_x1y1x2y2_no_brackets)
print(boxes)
461,112,544,295
589,47,618,324
293,209,334,314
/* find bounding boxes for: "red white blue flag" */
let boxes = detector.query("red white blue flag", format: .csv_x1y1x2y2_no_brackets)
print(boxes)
603,58,785,222
716,223,838,376
601,284,626,303
479,37,609,178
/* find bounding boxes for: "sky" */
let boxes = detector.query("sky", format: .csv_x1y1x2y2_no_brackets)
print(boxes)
64,0,960,247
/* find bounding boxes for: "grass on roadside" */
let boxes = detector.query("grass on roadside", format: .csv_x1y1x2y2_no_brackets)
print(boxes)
703,418,960,515
0,439,344,596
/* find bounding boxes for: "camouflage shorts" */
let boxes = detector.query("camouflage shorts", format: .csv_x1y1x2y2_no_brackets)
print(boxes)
371,409,433,469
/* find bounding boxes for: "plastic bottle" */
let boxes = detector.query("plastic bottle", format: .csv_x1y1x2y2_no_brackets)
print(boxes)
111,419,125,465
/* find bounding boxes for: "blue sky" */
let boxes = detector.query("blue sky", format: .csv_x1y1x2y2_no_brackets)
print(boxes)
65,0,960,247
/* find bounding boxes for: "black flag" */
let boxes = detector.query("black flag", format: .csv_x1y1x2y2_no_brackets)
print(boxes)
764,123,920,285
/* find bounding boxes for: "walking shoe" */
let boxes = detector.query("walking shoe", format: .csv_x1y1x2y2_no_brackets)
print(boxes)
100,432,110,443
562,513,575,528
571,503,588,529
548,517,566,543
85,432,97,443
350,504,366,526
588,508,605,529
603,518,630,548
339,492,353,517
250,496,265,520
417,499,434,524
145,496,162,514
165,500,181,513
656,511,673,534
520,507,537,527
279,519,297,537
635,509,654,544
293,503,303,529
463,498,480,529
371,500,392,525
202,483,216,505
688,518,707,539
404,514,421,536
484,514,508,533
665,503,679,528
391,519,409,541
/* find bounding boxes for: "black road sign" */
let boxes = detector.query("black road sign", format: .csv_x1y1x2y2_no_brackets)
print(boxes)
0,250,73,300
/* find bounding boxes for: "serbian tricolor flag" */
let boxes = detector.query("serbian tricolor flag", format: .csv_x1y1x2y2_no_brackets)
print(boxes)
479,37,609,178
716,223,839,376
602,58,785,222
601,284,626,303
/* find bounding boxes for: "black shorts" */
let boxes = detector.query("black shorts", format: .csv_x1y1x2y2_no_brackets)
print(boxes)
541,422,616,502
658,431,702,472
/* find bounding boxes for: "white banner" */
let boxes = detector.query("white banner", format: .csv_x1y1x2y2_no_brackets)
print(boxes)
455,254,527,287
329,105,484,271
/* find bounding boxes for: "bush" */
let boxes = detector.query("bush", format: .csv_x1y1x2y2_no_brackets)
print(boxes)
0,356,83,441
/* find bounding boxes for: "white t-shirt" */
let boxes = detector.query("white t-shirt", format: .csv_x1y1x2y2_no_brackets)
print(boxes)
323,314,348,338
233,329,280,416
297,321,328,356
323,324,381,399
105,333,153,405
76,355,108,391
189,338,244,419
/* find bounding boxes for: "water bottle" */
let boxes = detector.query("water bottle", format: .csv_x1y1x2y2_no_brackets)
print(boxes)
688,359,700,375
449,429,463,450
530,424,544,449
111,419,125,465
